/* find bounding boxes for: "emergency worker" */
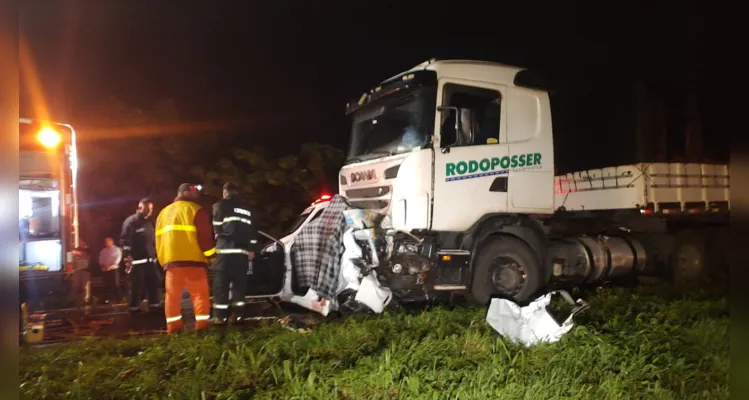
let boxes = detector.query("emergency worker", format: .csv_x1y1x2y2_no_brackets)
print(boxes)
155,183,216,333
211,182,260,324
120,198,161,313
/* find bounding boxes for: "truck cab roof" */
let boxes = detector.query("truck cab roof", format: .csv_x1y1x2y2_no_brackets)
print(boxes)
381,59,528,89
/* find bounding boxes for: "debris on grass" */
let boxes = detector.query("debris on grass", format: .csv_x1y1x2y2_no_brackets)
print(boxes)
486,290,589,346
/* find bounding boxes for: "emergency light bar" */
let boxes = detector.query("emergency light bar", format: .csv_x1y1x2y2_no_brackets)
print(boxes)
311,194,332,205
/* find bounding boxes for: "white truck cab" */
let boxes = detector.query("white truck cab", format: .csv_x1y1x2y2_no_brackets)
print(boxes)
339,59,730,304
342,60,554,231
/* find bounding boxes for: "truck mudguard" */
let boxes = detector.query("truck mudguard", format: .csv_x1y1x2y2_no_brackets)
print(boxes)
462,214,552,284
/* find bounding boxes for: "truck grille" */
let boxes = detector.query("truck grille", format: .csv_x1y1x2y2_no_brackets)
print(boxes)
345,186,390,198
350,200,389,210
345,185,391,211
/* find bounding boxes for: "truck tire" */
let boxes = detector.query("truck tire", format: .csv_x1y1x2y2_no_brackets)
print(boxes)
670,230,709,283
470,236,544,305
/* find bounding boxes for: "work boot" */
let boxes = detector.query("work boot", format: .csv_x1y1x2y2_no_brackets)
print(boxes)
230,314,244,326
211,317,227,326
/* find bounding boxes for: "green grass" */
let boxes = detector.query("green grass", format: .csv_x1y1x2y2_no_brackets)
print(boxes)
20,282,729,399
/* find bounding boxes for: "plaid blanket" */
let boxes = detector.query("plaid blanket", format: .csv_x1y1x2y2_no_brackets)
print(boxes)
291,195,352,301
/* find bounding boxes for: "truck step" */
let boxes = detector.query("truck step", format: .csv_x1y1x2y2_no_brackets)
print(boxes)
433,285,467,291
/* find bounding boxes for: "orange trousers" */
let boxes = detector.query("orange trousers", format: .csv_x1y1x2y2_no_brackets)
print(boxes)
164,267,211,333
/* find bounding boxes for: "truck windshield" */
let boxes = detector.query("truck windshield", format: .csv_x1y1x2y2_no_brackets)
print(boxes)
347,86,436,163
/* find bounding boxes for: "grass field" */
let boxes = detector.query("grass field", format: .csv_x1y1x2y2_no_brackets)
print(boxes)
20,282,729,399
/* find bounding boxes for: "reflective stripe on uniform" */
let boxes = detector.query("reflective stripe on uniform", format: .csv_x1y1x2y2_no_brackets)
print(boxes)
131,258,154,265
216,248,250,255
166,315,182,323
212,221,222,226
222,216,252,225
195,314,211,321
213,304,229,309
203,247,216,257
123,246,131,250
233,301,245,307
155,224,197,236
233,208,251,216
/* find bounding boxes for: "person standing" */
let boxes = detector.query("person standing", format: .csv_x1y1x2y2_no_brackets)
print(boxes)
98,236,123,304
68,243,91,306
120,198,161,313
155,183,216,333
211,182,260,324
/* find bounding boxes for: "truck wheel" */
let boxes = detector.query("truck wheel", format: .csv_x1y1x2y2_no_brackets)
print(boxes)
670,230,709,283
470,236,544,305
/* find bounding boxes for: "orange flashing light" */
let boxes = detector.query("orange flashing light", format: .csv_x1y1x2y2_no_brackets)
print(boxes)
441,255,452,261
37,127,61,148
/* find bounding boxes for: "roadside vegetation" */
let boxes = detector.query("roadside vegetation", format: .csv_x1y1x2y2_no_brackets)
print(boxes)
20,282,729,399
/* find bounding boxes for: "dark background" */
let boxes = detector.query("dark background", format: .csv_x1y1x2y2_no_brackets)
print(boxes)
18,0,726,243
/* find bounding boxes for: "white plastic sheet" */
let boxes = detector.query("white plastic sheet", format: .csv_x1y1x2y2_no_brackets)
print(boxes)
485,292,587,346
354,274,392,313
287,288,332,317
339,228,364,292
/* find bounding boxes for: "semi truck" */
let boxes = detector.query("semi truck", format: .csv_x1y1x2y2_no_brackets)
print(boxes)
19,118,81,306
338,59,730,304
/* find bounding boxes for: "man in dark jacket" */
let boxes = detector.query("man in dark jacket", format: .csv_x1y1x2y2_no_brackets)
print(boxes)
120,198,161,313
211,182,260,324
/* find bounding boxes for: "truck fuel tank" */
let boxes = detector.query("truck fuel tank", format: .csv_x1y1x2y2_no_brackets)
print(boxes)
548,235,648,284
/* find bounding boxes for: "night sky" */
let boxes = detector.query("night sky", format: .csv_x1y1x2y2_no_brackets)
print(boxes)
19,1,720,174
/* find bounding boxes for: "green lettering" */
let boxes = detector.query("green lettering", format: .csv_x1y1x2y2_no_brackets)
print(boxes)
479,158,491,172
526,154,533,165
500,156,510,169
456,161,468,175
533,153,542,166
518,154,526,167
510,155,518,168
490,157,500,170
468,160,479,173
446,163,456,176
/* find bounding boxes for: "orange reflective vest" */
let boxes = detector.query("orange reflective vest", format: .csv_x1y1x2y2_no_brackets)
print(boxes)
155,199,216,268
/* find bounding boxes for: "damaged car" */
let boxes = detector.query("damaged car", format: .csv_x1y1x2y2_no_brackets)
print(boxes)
249,194,451,317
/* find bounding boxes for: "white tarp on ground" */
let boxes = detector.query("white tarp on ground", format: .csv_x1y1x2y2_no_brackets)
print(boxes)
485,291,588,346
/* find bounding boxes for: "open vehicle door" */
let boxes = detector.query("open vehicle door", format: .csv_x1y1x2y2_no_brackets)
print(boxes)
245,231,286,298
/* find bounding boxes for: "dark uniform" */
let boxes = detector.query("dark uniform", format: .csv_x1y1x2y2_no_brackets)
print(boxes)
120,212,161,312
211,195,260,322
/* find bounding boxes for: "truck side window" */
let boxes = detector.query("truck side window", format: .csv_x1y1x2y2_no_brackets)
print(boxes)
440,84,501,147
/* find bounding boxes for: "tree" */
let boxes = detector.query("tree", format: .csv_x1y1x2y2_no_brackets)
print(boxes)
72,97,223,243
197,143,344,237
71,96,344,244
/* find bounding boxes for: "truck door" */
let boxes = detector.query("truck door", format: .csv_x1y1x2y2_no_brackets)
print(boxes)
431,79,508,232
